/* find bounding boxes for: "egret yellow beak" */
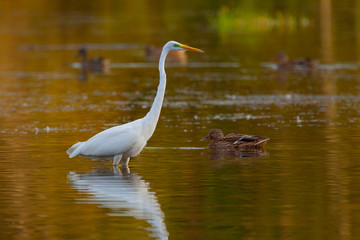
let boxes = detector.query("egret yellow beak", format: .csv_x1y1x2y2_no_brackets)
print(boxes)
180,44,204,53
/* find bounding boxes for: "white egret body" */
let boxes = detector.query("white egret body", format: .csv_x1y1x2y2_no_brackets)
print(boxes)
67,41,203,166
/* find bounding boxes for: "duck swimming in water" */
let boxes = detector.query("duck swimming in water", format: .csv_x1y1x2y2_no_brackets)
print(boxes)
272,52,318,70
77,48,110,73
201,129,269,151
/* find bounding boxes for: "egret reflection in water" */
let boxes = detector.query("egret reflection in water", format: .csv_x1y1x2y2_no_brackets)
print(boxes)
68,167,169,240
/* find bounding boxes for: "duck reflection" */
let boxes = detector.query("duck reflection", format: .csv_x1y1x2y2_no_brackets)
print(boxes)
209,149,268,161
68,167,169,240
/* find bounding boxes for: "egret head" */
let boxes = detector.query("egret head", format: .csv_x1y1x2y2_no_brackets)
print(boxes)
164,41,203,53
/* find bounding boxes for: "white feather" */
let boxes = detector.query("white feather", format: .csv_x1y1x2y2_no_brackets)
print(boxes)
69,119,144,158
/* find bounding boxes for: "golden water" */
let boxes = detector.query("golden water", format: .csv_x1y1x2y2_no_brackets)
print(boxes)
1,1,360,239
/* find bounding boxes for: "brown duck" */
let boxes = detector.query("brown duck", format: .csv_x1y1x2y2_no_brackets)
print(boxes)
272,52,318,70
77,48,110,73
146,45,187,66
201,129,269,150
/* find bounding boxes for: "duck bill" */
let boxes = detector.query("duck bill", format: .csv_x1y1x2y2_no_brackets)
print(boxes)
201,136,209,141
181,44,204,53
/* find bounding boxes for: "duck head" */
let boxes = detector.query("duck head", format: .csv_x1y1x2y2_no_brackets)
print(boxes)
76,48,87,58
271,52,289,65
201,129,224,141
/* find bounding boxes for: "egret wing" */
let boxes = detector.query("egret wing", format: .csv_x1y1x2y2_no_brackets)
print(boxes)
77,120,143,157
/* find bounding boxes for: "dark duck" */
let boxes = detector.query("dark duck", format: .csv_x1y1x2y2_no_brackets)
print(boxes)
201,129,269,151
77,48,110,73
272,52,319,70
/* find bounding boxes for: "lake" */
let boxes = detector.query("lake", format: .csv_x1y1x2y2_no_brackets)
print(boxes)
1,0,360,239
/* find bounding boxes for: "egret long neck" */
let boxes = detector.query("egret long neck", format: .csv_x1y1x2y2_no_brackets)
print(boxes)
143,49,168,139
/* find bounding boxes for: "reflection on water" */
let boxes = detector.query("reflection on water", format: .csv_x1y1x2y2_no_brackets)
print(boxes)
68,167,168,240
209,149,268,162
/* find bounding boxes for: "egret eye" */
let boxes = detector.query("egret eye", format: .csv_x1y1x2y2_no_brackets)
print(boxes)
173,43,180,48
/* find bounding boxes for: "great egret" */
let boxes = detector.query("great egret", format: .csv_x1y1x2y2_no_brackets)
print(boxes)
201,129,269,150
67,41,203,166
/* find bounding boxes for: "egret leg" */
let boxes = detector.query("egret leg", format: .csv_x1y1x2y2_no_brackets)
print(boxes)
112,166,121,175
121,166,130,176
121,157,130,167
113,154,122,166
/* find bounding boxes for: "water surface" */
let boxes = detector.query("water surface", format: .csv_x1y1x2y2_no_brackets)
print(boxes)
1,1,360,240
